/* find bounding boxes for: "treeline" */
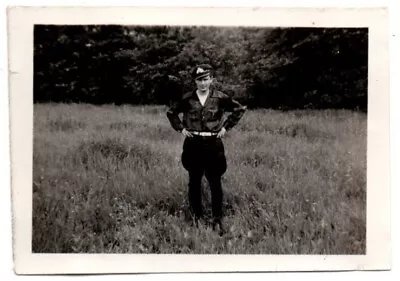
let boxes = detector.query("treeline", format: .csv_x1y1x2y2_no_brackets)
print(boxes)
34,25,368,110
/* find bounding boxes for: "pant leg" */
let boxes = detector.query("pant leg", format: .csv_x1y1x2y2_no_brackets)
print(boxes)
204,137,227,220
181,137,205,218
205,171,223,219
188,170,204,218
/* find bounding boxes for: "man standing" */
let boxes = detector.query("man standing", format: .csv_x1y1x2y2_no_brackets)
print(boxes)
166,64,246,234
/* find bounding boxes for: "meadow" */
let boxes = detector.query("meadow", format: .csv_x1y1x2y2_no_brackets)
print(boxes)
32,103,366,254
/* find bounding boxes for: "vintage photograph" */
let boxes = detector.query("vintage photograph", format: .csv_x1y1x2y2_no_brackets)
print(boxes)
32,24,367,254
8,6,390,274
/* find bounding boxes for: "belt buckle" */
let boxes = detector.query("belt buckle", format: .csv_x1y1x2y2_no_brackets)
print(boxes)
192,131,214,137
202,132,215,137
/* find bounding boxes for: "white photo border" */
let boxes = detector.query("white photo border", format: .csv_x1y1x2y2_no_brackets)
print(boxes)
8,6,390,274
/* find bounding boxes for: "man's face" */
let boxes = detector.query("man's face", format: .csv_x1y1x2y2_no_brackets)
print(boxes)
195,75,213,92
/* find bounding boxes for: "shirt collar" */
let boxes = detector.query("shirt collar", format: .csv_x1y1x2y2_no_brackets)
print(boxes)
193,88,214,99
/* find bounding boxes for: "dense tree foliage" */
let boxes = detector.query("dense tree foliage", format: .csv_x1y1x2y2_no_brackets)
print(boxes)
34,25,368,110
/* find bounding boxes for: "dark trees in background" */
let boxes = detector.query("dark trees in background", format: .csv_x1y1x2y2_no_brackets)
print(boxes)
245,28,368,110
34,25,368,111
34,25,134,104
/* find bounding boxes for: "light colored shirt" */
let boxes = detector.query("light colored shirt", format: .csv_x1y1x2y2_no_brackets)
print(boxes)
196,91,209,106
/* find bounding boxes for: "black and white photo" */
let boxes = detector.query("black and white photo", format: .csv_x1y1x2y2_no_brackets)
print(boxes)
8,6,390,274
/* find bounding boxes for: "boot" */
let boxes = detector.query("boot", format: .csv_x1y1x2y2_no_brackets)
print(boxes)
212,218,225,236
190,212,202,228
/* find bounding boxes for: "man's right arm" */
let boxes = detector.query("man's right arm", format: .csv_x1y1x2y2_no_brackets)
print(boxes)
166,99,184,132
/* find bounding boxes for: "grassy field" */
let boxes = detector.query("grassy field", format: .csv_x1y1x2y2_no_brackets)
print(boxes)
32,103,366,254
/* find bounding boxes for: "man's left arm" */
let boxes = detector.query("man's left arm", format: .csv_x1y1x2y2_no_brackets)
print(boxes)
222,96,246,131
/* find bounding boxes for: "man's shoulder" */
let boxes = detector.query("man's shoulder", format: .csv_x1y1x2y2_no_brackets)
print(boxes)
212,90,230,99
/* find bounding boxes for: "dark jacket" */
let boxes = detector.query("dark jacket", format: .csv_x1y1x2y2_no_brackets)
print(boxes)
167,89,246,133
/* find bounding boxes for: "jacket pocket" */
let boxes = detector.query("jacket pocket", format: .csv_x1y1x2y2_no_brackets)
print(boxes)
187,109,199,120
205,108,219,120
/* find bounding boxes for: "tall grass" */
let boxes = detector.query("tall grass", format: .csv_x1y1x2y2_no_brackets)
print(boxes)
32,103,366,254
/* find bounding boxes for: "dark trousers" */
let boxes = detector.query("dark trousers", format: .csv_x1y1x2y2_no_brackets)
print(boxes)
181,136,227,220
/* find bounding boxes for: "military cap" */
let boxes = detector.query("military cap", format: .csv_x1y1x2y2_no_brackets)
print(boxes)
191,64,213,80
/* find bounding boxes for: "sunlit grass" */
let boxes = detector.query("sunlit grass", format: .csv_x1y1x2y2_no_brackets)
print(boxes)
32,103,366,254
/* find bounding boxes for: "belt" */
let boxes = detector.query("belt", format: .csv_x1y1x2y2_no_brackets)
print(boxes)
191,131,218,136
